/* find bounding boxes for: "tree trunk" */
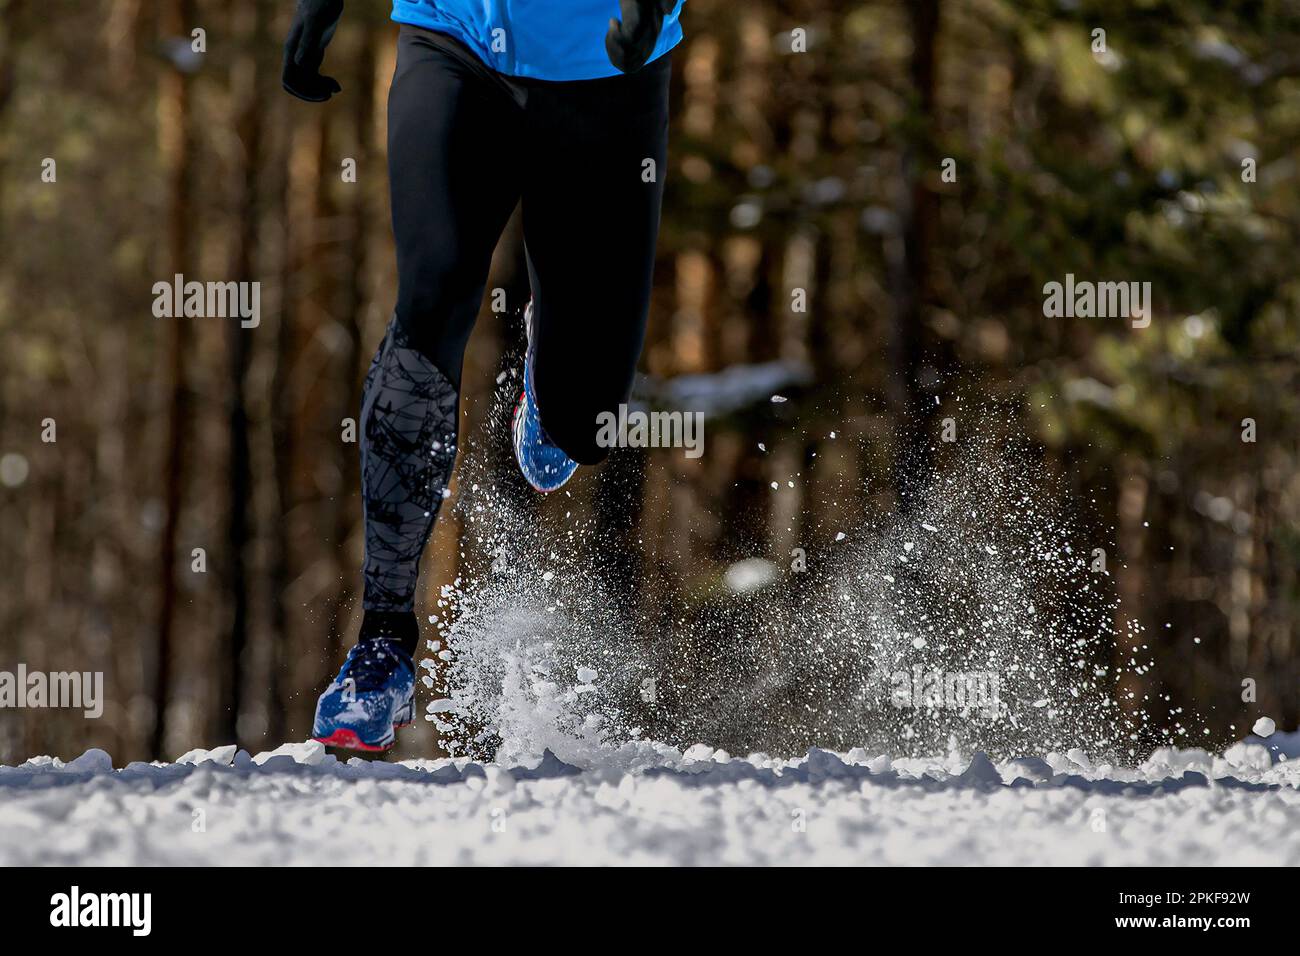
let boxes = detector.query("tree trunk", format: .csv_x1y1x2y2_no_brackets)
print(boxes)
220,0,268,747
324,19,378,675
887,0,941,513
151,0,195,760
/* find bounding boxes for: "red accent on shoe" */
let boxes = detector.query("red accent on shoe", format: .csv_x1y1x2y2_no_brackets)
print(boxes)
313,728,391,752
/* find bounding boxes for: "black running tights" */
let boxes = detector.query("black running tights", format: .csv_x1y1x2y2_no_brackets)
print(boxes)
361,26,670,612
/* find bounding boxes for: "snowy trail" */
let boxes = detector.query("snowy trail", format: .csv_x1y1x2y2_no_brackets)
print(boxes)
2,736,1297,866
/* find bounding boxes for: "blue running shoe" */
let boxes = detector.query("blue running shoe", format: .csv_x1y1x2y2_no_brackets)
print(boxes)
312,638,415,752
513,302,578,493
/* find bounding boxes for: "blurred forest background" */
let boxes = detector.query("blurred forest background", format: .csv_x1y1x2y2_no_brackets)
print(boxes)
0,0,1297,763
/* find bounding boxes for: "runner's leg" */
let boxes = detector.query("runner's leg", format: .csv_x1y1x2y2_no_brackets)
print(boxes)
361,27,523,613
519,55,672,465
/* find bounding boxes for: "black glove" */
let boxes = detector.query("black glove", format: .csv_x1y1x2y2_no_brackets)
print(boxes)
605,0,676,74
283,0,344,101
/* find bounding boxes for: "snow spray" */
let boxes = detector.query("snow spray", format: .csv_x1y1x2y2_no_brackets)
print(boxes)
423,380,1166,767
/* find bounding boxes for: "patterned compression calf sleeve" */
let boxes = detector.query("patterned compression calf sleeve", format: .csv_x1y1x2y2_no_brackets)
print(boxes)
360,315,460,612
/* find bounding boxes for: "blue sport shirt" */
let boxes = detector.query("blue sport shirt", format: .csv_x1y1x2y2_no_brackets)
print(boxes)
390,1,685,80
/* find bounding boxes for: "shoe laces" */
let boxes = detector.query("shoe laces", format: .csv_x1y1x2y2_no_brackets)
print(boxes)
342,639,410,692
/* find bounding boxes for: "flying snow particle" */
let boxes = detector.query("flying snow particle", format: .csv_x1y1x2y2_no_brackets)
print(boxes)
723,558,779,594
1252,716,1276,738
0,453,29,488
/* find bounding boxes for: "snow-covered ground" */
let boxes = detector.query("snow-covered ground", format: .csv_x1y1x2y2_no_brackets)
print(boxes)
2,733,1297,866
